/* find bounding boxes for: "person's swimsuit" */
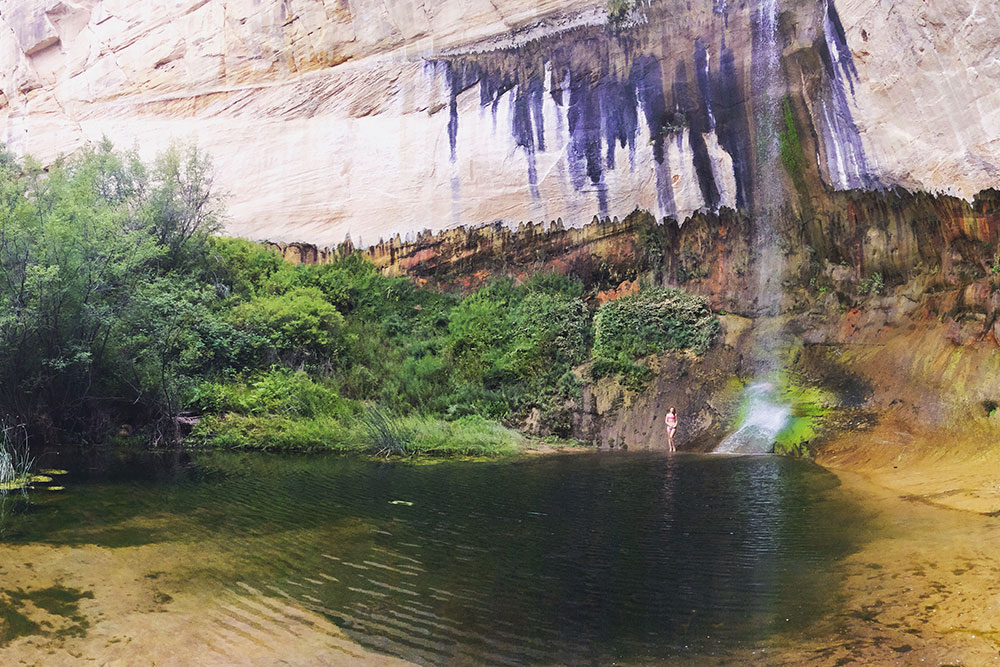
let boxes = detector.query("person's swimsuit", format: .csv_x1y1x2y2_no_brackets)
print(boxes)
665,415,677,434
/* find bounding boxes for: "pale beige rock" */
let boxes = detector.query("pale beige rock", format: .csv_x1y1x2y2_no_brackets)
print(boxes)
838,0,1000,199
0,0,998,245
2,0,60,56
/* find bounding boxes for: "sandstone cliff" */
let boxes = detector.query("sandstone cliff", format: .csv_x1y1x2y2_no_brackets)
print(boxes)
2,0,999,245
265,186,1000,465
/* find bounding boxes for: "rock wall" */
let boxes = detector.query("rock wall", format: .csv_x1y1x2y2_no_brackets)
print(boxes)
275,187,1000,450
274,187,1000,315
2,0,1000,245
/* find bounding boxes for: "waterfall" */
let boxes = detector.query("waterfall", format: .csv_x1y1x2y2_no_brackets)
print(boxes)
714,0,791,454
714,383,791,454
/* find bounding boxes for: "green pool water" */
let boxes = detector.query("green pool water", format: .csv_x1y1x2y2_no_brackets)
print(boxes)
0,449,870,664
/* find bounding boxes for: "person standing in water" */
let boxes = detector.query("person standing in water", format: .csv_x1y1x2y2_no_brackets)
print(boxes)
664,407,678,452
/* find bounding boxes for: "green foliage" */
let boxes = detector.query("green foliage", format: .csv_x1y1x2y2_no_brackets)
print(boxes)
446,280,518,384
636,216,667,275
0,141,721,455
397,415,522,457
201,237,289,300
778,97,803,179
857,272,885,296
593,287,720,358
727,373,836,458
229,287,346,367
676,247,709,284
777,97,812,214
362,407,416,457
191,370,357,420
190,389,520,456
590,288,719,392
441,275,590,422
772,382,835,457
187,371,362,451
606,0,634,25
0,140,223,438
146,144,225,265
190,414,356,452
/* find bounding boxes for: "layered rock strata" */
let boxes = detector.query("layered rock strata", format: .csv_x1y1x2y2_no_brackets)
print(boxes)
270,187,1000,454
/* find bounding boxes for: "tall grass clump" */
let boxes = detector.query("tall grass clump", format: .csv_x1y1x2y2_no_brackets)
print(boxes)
400,415,523,457
0,422,32,491
361,407,415,457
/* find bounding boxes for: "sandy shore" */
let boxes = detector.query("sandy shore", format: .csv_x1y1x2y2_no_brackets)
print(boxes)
661,466,1000,666
0,539,410,666
816,415,1000,516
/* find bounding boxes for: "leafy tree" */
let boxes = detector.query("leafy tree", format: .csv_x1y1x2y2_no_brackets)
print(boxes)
0,141,222,439
0,140,721,450
229,287,346,369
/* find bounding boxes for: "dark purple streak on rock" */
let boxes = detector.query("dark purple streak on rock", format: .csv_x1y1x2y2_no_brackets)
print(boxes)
630,55,676,216
630,55,668,164
674,59,720,209
567,70,604,187
598,75,638,170
713,40,754,208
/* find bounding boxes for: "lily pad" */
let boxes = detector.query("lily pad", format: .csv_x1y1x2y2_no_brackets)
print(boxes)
40,469,68,476
0,474,55,491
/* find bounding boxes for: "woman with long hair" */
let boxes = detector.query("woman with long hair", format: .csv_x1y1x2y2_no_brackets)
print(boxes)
664,407,678,452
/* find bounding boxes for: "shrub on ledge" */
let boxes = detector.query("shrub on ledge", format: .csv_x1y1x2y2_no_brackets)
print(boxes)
590,287,720,390
593,287,720,359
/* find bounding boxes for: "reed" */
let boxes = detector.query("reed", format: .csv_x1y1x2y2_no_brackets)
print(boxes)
0,421,33,492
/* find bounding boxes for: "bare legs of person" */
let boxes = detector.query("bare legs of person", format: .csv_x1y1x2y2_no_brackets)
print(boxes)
667,428,676,452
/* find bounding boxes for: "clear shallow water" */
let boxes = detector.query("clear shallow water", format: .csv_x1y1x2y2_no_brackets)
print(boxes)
0,450,868,664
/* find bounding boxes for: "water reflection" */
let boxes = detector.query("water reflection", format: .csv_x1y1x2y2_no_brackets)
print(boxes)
0,450,862,664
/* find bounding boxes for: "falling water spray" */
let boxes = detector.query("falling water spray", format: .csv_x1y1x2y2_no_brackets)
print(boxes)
715,0,791,454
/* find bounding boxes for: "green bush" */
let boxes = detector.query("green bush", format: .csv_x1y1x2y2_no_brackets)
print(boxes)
202,237,289,300
445,281,517,383
508,290,589,377
589,287,718,392
395,353,451,413
229,287,346,367
188,371,362,451
441,276,590,424
190,414,357,451
190,370,358,420
593,287,720,358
